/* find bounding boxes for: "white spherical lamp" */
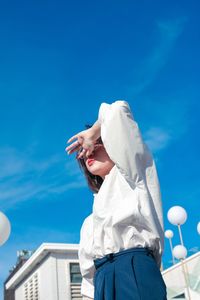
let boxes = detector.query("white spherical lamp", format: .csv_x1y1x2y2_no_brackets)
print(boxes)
167,206,187,225
0,212,11,246
173,245,187,260
165,229,175,265
165,229,174,239
197,222,200,235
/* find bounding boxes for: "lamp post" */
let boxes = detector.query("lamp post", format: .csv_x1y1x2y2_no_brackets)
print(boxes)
173,245,191,300
0,211,11,246
167,206,187,246
165,229,175,265
167,206,192,299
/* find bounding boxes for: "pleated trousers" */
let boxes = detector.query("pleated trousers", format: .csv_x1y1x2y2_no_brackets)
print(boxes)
93,247,167,300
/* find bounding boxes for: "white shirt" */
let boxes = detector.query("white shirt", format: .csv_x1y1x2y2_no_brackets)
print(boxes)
78,101,164,299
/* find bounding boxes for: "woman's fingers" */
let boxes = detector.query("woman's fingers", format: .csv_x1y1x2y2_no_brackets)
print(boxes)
68,148,78,154
66,140,79,151
66,133,83,154
77,148,86,159
66,131,96,156
67,134,78,144
85,149,91,158
65,140,81,154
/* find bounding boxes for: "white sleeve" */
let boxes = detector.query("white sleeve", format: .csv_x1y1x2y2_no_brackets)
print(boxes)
98,100,152,186
78,214,95,299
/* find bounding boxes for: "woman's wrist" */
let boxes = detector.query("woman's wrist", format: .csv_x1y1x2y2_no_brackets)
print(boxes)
90,120,101,141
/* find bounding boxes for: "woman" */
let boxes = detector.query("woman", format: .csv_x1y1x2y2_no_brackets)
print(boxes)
66,101,167,300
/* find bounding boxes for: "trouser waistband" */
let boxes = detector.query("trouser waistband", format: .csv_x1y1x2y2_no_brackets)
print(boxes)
94,247,154,270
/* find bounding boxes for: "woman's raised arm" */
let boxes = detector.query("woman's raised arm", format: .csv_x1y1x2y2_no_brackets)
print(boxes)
97,100,151,186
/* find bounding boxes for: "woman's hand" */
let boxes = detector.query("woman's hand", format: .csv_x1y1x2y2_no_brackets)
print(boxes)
66,121,101,159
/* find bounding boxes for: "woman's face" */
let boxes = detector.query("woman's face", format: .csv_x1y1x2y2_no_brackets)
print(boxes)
84,144,114,178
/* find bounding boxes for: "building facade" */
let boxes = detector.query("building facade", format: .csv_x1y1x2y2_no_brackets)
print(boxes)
5,243,82,300
162,251,200,299
5,242,200,300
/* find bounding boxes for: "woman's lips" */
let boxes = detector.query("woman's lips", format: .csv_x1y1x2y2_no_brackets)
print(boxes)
87,159,95,166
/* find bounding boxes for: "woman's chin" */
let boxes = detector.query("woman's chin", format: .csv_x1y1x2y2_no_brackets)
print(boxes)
88,167,101,176
88,164,104,177
87,161,114,177
89,167,110,178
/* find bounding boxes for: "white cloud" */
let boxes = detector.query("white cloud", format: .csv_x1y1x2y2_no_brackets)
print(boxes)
189,246,199,253
0,147,61,179
47,179,86,194
0,146,85,210
131,17,187,95
139,86,196,154
144,127,171,152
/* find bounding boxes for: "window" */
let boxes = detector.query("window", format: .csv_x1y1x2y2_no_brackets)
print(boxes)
69,263,82,299
70,263,82,284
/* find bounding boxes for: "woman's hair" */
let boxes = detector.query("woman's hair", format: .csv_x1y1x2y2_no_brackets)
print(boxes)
76,125,104,193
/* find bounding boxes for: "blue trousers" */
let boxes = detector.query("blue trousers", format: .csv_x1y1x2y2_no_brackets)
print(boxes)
93,247,167,300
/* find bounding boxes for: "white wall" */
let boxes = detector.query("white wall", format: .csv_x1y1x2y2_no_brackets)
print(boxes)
52,252,79,299
14,251,80,300
15,255,56,300
39,255,58,300
15,284,24,300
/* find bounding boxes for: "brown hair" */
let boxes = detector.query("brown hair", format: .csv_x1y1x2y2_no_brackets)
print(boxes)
76,126,104,193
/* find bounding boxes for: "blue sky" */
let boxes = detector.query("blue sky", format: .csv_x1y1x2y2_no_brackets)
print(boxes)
0,0,200,298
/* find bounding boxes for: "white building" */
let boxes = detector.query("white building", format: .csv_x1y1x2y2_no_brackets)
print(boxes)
5,242,200,300
5,243,81,300
162,251,200,299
